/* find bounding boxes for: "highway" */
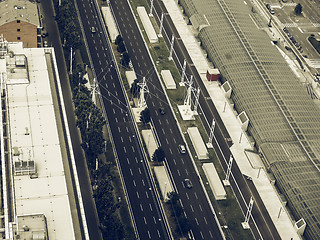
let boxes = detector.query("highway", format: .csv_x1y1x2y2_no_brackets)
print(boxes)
73,0,171,239
144,0,281,239
110,0,225,239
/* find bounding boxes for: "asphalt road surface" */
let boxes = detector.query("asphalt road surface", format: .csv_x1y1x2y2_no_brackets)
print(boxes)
144,0,281,239
110,0,226,239
74,0,172,239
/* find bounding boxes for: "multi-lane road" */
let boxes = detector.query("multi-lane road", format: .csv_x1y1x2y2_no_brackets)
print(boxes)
143,0,281,239
74,0,172,239
110,0,225,239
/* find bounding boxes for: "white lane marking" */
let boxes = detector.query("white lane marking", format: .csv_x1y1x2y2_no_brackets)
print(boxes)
186,192,189,199
159,119,161,125
137,192,140,199
204,216,208,224
127,158,130,164
123,146,126,153
194,192,198,199
133,180,136,187
169,128,173,134
173,158,176,165
120,136,123,142
153,216,156,224
165,138,169,144
113,109,116,114
126,127,129,132
140,204,143,212
150,204,153,212
138,168,141,174
147,231,151,239
209,230,213,238
142,179,145,186
181,158,184,164
162,128,165,134
144,217,147,225
177,169,180,176
199,204,203,212
157,230,161,238
130,168,133,176
169,148,172,154
135,157,138,163
146,191,149,198
190,204,194,212
200,231,204,239
185,169,189,175
115,117,118,123
131,146,135,152
195,218,199,226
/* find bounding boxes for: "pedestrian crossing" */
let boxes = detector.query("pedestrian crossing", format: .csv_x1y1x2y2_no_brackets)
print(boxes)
313,23,320,28
306,59,320,69
284,3,296,6
283,22,298,28
282,22,320,28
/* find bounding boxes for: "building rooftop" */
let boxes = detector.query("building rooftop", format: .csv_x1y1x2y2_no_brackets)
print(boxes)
0,42,75,239
0,0,39,27
180,0,320,239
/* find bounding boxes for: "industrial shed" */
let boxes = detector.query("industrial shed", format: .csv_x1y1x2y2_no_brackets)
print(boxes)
180,0,320,239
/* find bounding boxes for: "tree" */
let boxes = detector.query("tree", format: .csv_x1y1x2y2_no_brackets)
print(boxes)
140,108,151,125
178,216,191,235
295,3,302,15
152,147,165,162
167,191,179,206
117,41,126,53
120,52,130,68
115,35,123,45
130,79,140,98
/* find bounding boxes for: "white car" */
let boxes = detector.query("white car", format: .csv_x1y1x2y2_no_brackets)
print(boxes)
178,144,186,154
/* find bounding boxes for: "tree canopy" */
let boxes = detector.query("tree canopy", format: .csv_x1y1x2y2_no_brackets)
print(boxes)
295,3,302,14
140,108,151,125
130,79,140,98
152,147,165,162
120,52,130,68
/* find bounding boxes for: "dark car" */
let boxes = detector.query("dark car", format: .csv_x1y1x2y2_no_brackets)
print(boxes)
183,179,193,189
159,107,165,115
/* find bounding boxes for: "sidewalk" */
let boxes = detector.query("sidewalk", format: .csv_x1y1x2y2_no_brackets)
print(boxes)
162,0,300,239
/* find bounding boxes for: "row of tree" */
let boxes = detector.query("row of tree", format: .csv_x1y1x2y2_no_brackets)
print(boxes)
115,35,131,68
71,64,125,239
54,2,126,238
56,0,82,50
167,192,191,236
92,162,125,239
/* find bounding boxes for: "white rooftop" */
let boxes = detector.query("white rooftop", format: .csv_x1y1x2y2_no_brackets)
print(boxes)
1,44,75,240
